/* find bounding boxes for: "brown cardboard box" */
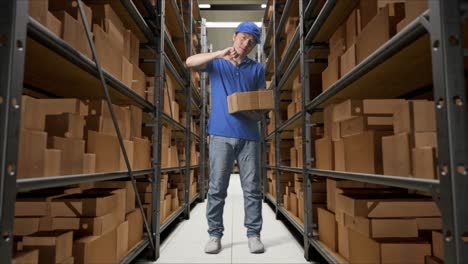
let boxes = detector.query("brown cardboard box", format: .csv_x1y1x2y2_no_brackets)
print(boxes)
22,230,73,264
318,208,338,251
164,195,172,218
382,133,412,176
343,213,418,238
93,181,135,214
87,100,124,119
44,149,61,176
117,221,129,262
362,99,404,115
170,101,180,122
412,100,436,132
21,96,45,131
287,102,296,119
315,137,334,170
125,30,140,65
45,113,85,139
336,193,440,218
227,90,274,113
132,65,146,98
432,230,444,260
85,188,126,224
340,44,356,76
133,137,151,170
52,137,85,175
130,106,142,138
12,249,39,264
48,0,92,27
323,104,334,137
83,153,96,174
333,140,345,171
53,11,92,58
413,147,437,179
416,217,442,230
332,99,362,122
359,0,378,30
290,147,297,168
290,192,298,217
40,98,88,116
14,216,53,236
414,132,437,149
329,24,346,61
46,11,62,36
73,222,124,264
84,115,130,140
15,200,49,217
93,24,123,80
28,0,48,24
52,211,119,236
331,121,341,141
338,223,350,259
58,256,74,264
18,129,47,179
356,4,404,63
343,130,389,174
51,193,118,217
126,209,143,250
346,9,361,47
322,56,340,91
341,116,393,138
87,131,134,172
88,4,125,38
122,56,133,88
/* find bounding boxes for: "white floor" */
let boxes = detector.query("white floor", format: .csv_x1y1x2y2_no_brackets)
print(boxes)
147,174,310,264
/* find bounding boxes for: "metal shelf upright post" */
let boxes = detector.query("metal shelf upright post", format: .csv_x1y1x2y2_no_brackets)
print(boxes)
199,17,208,201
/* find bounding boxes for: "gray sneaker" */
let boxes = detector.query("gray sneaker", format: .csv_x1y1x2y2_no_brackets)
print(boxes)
204,236,221,254
248,236,265,253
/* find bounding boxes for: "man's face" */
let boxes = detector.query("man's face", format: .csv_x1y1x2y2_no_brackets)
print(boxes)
232,32,256,56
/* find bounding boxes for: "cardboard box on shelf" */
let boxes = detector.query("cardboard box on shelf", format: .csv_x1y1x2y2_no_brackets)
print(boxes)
414,132,437,149
22,230,73,264
130,106,142,138
18,129,47,179
51,192,118,217
333,140,345,171
53,11,92,58
425,256,444,264
346,8,361,47
46,11,62,37
337,222,350,259
132,65,146,98
332,99,363,122
413,147,437,180
52,137,85,175
88,4,125,38
39,98,88,116
44,149,61,177
12,249,39,264
14,216,53,236
28,0,48,25
317,208,338,251
359,0,378,30
335,193,440,218
93,181,135,214
343,213,418,238
93,24,123,80
382,133,412,176
415,217,442,230
315,137,334,170
340,44,356,76
329,24,346,61
362,99,404,115
45,113,85,139
323,104,334,137
290,147,297,168
52,211,119,236
432,230,444,260
322,56,340,92
287,102,296,119
87,131,134,172
121,56,133,88
21,96,45,131
227,90,274,113
290,192,298,217
412,100,436,132
356,4,405,63
343,130,389,174
133,137,151,170
48,0,92,27
126,209,143,250
83,153,96,174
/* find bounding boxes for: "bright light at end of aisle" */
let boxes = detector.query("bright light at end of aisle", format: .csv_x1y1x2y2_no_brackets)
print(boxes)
261,4,267,8
199,4,211,9
206,22,263,28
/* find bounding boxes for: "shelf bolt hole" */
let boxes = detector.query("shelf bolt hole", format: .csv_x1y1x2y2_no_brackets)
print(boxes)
3,232,11,242
445,231,453,242
441,165,448,176
453,96,463,106
16,40,23,51
433,40,440,51
449,35,459,46
7,164,15,176
437,98,445,109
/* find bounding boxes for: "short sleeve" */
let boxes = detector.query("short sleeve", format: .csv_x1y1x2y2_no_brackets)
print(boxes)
256,65,266,89
200,60,214,73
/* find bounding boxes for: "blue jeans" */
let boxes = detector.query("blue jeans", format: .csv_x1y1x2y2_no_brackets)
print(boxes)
207,135,263,238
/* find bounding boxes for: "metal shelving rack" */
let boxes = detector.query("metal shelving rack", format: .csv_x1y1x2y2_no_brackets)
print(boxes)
0,0,206,263
262,0,467,262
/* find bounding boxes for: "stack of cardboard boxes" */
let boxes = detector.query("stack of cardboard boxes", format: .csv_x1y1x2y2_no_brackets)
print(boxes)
322,0,428,91
318,181,443,263
280,1,299,61
29,1,146,98
19,96,151,179
138,174,173,225
145,73,180,120
282,175,326,225
316,99,437,180
13,181,143,264
267,139,293,167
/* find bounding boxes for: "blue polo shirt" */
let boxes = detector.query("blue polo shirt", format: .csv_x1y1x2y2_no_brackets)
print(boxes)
204,57,266,141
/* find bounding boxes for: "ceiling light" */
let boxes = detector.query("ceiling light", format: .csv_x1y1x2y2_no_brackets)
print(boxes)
261,4,267,8
199,4,211,8
206,22,263,28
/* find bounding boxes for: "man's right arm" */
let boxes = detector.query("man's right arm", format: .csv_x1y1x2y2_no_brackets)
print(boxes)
186,47,237,69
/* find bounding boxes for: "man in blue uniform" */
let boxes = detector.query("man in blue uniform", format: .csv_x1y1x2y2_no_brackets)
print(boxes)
186,21,266,254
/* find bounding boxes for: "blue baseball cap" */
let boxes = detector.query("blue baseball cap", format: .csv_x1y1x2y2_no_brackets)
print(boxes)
235,21,261,44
